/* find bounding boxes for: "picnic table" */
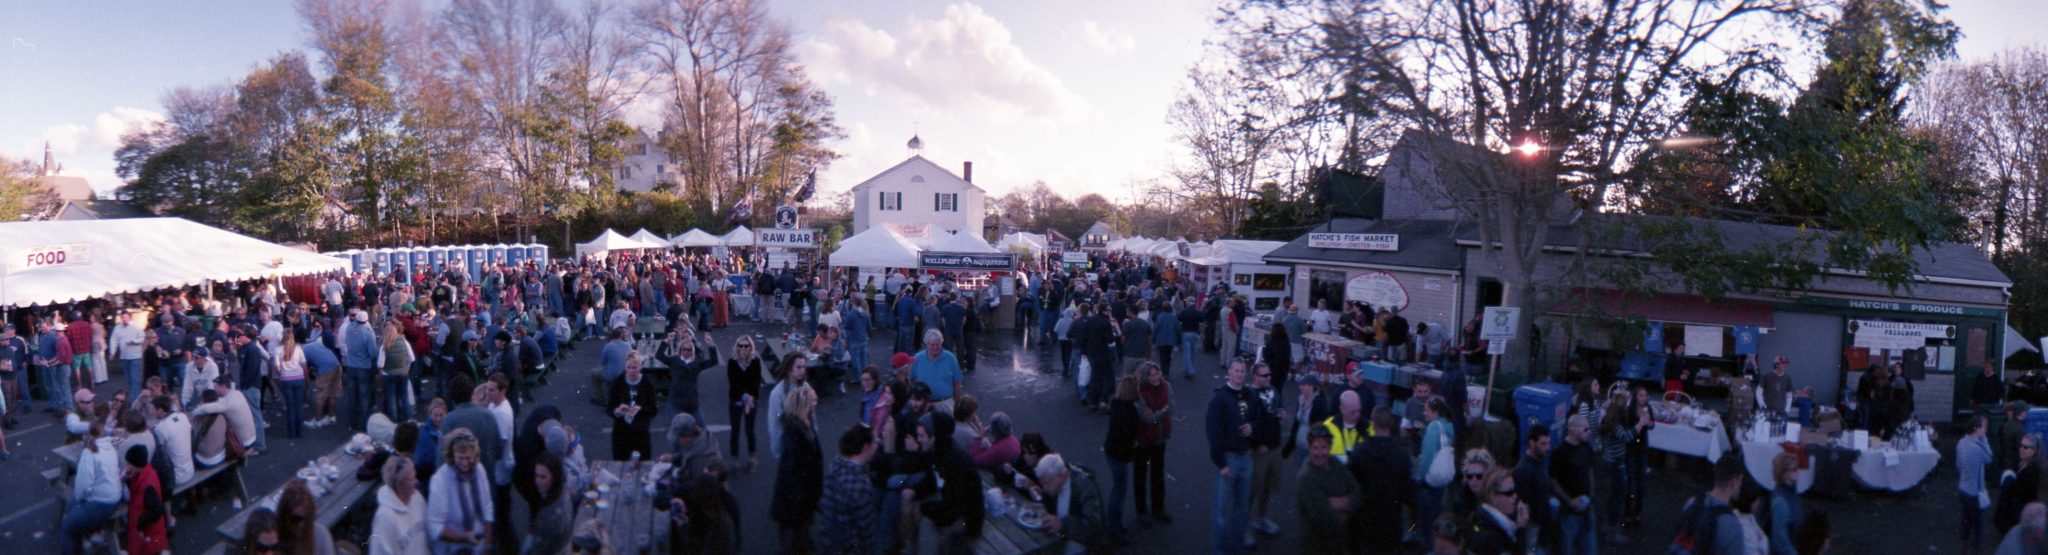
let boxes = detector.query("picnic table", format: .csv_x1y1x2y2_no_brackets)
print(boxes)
634,317,669,340
49,438,248,524
975,472,1063,555
584,460,669,554
215,444,381,543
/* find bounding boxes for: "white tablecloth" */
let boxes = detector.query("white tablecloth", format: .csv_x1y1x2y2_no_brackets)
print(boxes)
1850,447,1942,492
1739,438,1815,493
1649,422,1730,461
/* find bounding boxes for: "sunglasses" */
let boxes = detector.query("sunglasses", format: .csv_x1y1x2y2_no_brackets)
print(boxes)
1256,373,1271,378
1493,488,1516,497
1464,472,1485,480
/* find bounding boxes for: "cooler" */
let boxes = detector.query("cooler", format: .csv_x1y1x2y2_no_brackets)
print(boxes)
1358,361,1396,385
1514,382,1575,446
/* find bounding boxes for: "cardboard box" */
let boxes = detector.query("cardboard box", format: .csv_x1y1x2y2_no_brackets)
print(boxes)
1800,430,1833,445
1815,410,1844,434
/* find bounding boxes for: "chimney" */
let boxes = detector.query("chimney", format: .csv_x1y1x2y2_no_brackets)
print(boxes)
962,161,973,183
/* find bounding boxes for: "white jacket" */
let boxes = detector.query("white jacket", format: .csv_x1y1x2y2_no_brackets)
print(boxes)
370,485,430,555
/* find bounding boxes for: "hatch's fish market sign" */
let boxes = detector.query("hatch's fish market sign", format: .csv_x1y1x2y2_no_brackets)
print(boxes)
1307,233,1398,251
919,252,1016,271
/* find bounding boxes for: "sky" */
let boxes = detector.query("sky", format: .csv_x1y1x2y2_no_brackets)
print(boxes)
0,0,2041,202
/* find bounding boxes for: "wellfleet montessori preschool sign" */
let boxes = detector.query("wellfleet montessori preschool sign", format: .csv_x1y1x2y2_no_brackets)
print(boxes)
919,252,1016,271
1307,233,1398,251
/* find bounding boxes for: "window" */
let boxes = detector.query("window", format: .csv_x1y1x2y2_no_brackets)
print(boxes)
633,143,649,156
1251,273,1288,292
879,192,902,211
935,193,957,212
619,165,633,180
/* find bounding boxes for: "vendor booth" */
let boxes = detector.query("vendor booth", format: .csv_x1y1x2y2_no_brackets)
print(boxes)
671,229,723,248
577,229,660,257
721,226,756,248
1184,239,1289,310
629,229,671,249
0,218,349,307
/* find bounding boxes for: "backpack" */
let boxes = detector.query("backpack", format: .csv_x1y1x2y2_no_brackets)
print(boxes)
149,428,179,485
1668,494,1733,555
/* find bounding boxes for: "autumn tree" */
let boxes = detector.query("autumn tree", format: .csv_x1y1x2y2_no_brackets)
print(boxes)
0,158,58,221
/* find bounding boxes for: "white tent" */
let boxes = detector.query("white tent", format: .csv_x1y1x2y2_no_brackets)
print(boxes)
629,229,670,248
828,227,923,268
722,225,756,247
576,229,658,255
670,229,723,248
997,232,1047,253
934,230,1000,253
0,218,349,307
1209,240,1286,265
884,223,944,249
1145,240,1181,259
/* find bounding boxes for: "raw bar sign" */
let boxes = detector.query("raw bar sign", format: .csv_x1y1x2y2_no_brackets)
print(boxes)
1849,320,1955,350
1308,233,1398,251
1344,270,1410,311
9,242,93,274
757,228,817,248
919,252,1017,271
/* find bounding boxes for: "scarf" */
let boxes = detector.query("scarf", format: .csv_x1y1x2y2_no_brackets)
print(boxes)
457,466,484,532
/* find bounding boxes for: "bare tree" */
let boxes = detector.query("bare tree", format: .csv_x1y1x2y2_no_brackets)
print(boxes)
1917,49,2048,259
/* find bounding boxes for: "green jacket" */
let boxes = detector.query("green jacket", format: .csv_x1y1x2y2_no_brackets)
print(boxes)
1058,464,1112,552
1296,458,1360,555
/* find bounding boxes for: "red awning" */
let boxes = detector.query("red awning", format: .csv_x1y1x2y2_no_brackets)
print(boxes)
1548,289,1773,329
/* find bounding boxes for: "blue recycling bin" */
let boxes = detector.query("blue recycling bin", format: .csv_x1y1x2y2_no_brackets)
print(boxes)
1514,382,1575,446
2026,409,2048,451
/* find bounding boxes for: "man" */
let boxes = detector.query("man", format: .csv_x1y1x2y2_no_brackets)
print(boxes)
842,298,871,369
1515,425,1557,551
1247,362,1285,544
192,376,259,457
301,333,341,429
177,347,219,410
1035,453,1111,551
1322,390,1367,465
940,294,967,355
818,426,880,554
1206,358,1255,555
1152,302,1180,377
1995,503,2048,555
1348,405,1414,553
1418,322,1450,369
1121,305,1154,380
1219,297,1242,365
1281,303,1307,365
232,331,270,452
1296,426,1358,554
893,287,923,355
1383,309,1411,363
596,328,632,405
1675,455,1748,555
1552,414,1598,555
1074,304,1118,407
0,324,25,427
1405,381,1439,437
149,396,194,486
34,318,70,413
910,330,964,415
920,412,985,553
1974,362,2007,418
66,311,93,389
657,329,718,419
1177,298,1203,379
112,312,147,400
1760,355,1798,415
342,310,379,432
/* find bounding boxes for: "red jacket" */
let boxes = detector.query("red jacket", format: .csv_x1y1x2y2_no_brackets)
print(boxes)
127,465,169,555
66,320,94,359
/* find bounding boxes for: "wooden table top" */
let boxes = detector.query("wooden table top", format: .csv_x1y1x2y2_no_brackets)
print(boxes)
216,444,380,543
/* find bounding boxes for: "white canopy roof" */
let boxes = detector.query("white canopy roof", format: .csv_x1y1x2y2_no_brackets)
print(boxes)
1209,240,1286,265
997,232,1047,253
722,225,755,247
670,229,723,248
0,218,349,307
933,230,1000,253
576,229,659,255
828,227,923,268
629,229,670,248
884,223,944,249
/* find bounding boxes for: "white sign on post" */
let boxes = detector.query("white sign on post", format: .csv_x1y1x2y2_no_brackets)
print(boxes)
757,228,817,248
1481,306,1521,341
9,242,93,274
1487,340,1507,355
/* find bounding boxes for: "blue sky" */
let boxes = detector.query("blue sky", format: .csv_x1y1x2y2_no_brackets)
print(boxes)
0,0,2039,201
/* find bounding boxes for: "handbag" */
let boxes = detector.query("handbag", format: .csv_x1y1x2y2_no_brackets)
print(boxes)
1077,356,1093,387
1424,424,1456,488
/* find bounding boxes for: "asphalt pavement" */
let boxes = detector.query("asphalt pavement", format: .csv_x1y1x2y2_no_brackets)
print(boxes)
0,313,1973,554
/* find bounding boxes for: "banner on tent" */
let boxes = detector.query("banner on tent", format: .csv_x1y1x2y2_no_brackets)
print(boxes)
758,228,817,248
919,252,1017,271
9,242,93,274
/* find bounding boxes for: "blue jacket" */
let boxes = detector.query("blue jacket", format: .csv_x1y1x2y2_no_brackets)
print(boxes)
894,296,922,328
1206,385,1253,467
1153,312,1180,347
302,341,340,375
343,323,378,369
842,308,870,344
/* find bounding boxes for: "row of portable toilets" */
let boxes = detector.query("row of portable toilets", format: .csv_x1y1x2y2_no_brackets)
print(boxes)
323,244,551,280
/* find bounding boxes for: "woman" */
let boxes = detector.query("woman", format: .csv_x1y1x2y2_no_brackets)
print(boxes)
429,429,494,554
91,312,109,385
380,322,415,420
610,352,657,461
1413,397,1456,535
1466,469,1529,555
1442,449,1497,527
373,445,430,555
1768,453,1805,555
770,386,822,554
1262,324,1292,383
525,452,574,555
1624,385,1654,528
857,366,887,427
969,412,1021,471
193,390,230,469
123,445,169,555
725,337,764,469
274,333,308,439
1997,434,2046,536
1133,362,1173,524
1733,484,1768,555
1105,374,1141,539
1598,391,1640,542
711,271,732,329
514,404,565,513
875,380,909,451
277,479,337,555
241,509,283,555
1959,414,1993,554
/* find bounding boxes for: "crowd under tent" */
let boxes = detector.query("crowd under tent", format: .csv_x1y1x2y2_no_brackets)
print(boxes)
0,217,349,307
671,229,723,248
629,229,671,248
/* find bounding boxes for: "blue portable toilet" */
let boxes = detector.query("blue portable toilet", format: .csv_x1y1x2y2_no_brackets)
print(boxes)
372,250,392,276
446,248,466,277
465,246,486,278
1514,382,1575,447
409,248,428,279
489,245,508,267
527,244,547,264
392,249,413,281
345,250,367,275
507,244,527,268
429,247,448,273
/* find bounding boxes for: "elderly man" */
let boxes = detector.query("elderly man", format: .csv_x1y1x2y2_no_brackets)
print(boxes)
910,330,964,414
1036,453,1111,551
1995,503,2048,555
1322,390,1366,465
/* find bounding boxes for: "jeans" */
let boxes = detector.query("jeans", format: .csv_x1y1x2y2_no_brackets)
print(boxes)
61,499,120,555
1134,444,1166,516
1157,345,1176,375
381,374,411,420
1625,448,1649,520
1212,450,1252,554
1059,340,1073,377
1181,331,1199,377
1416,483,1445,535
1964,492,1986,550
896,325,917,356
43,364,74,411
1107,455,1131,536
849,340,868,369
242,386,268,451
281,379,307,438
728,400,758,458
121,358,142,400
1560,507,1598,555
1603,458,1630,530
345,366,375,432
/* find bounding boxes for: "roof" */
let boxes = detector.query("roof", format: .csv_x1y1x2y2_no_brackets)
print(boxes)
56,199,153,220
37,176,94,202
1081,221,1121,240
1454,215,2011,286
846,155,983,193
1264,218,1468,272
0,218,348,307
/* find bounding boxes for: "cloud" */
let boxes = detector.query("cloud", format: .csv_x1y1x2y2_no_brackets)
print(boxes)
1073,21,1134,55
799,3,1088,126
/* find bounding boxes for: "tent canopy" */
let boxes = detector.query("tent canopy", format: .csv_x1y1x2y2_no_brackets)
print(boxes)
0,218,349,307
934,230,1000,253
722,226,756,247
629,229,670,248
576,229,659,255
828,227,923,268
671,229,723,248
997,232,1047,253
1209,240,1286,265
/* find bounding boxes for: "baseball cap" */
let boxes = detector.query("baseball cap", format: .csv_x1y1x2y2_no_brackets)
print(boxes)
462,330,480,342
353,310,369,323
73,388,95,405
891,352,914,368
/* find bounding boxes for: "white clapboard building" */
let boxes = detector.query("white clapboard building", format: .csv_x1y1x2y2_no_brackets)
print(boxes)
849,134,985,237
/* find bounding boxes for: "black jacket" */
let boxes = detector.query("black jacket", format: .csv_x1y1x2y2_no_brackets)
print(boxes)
1206,385,1253,467
1106,398,1140,461
659,340,719,416
770,416,823,526
1348,435,1415,552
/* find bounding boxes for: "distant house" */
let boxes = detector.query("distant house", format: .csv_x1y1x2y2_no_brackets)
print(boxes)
849,134,986,237
613,128,682,193
1044,228,1074,250
35,142,95,203
1079,221,1121,251
53,199,153,221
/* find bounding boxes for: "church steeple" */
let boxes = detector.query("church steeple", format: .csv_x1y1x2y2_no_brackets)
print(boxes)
41,142,54,177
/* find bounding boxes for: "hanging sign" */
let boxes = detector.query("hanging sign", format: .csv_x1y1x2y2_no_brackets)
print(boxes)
1307,233,1398,251
1849,320,1955,350
757,228,817,248
9,242,93,274
1343,270,1410,311
775,206,800,229
919,252,1017,271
